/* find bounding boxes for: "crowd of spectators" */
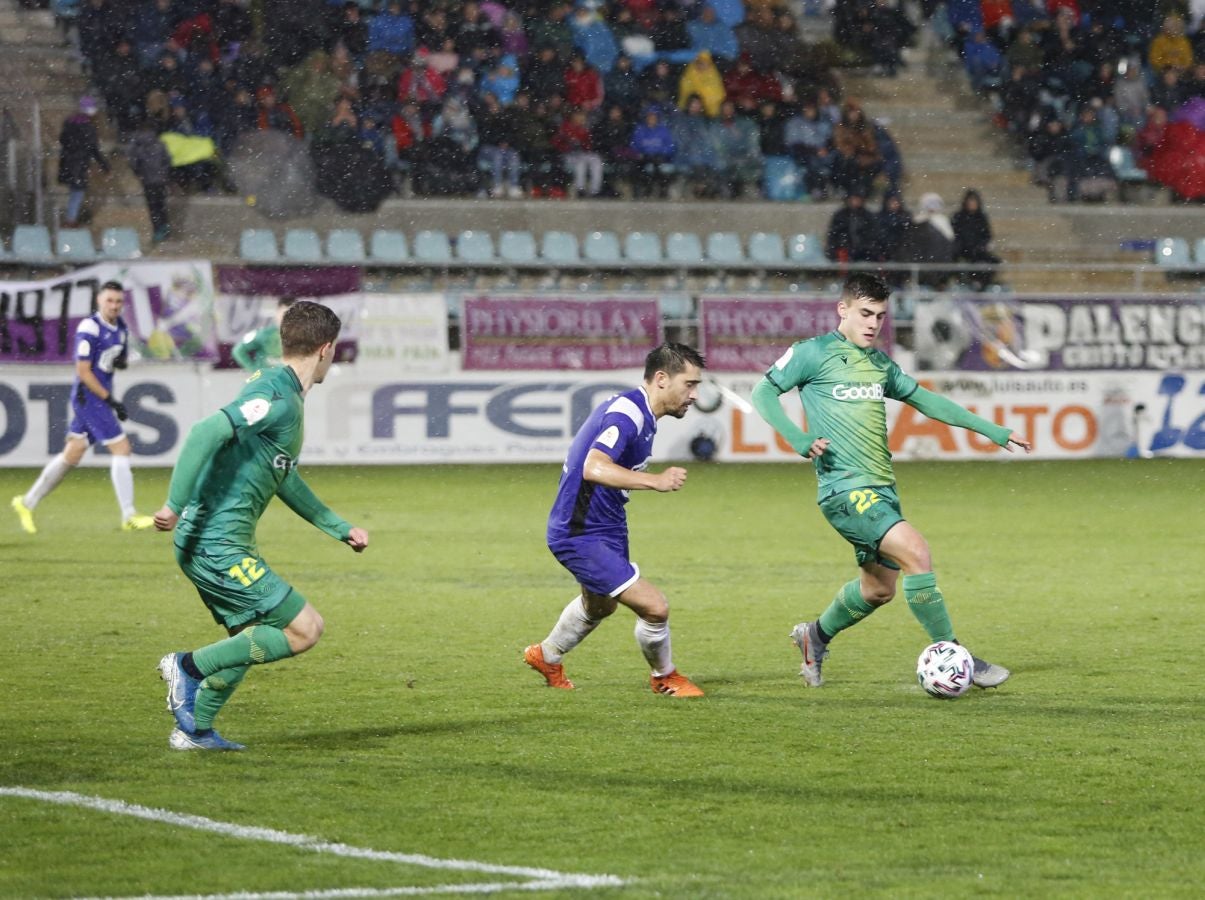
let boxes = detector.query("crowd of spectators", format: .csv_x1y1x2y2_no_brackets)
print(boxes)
940,0,1205,202
66,0,909,207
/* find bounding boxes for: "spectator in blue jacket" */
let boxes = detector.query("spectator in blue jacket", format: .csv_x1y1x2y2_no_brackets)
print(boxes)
570,2,619,73
480,54,521,105
962,31,1004,92
630,106,676,198
688,5,739,62
672,94,721,197
367,0,415,59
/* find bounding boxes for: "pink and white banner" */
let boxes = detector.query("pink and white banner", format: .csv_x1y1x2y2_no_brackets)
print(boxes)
461,295,662,370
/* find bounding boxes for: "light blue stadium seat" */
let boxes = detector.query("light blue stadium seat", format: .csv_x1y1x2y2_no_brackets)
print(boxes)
100,227,142,259
583,230,622,264
56,228,98,262
665,231,704,266
12,225,54,262
326,228,366,263
787,233,826,266
1154,237,1190,268
413,229,453,264
541,230,581,265
1195,238,1205,268
369,229,409,263
498,230,537,264
283,228,323,262
748,231,786,265
762,155,804,202
706,231,746,266
239,228,279,262
624,231,664,265
456,230,496,264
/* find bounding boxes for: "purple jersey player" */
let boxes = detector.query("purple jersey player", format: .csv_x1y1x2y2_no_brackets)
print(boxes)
11,281,156,533
525,342,708,698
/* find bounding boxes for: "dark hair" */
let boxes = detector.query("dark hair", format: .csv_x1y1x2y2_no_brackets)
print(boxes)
842,272,891,304
643,342,706,381
278,296,298,309
281,300,341,357
99,280,124,294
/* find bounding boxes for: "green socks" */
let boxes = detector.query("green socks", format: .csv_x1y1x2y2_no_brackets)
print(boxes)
817,580,878,640
904,572,956,643
192,624,294,675
194,665,248,731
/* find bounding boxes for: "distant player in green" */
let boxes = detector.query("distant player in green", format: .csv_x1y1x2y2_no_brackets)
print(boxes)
154,301,369,751
230,296,295,371
751,273,1032,689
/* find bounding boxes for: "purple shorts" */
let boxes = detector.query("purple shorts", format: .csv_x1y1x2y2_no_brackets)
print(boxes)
548,534,640,598
68,397,124,446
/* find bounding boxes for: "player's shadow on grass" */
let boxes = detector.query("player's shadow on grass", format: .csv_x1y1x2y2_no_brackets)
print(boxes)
275,714,543,749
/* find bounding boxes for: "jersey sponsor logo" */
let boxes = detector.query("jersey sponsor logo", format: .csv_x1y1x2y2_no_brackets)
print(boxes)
239,398,271,425
596,425,620,448
98,344,124,374
273,453,297,472
832,382,885,401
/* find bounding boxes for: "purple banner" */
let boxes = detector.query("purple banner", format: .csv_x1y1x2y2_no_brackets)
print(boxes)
913,295,1205,371
700,296,893,372
1,261,216,363
217,266,360,296
462,296,662,370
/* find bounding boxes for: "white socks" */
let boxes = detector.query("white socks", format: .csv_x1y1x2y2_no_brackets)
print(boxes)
25,453,73,509
634,617,673,677
541,596,602,664
110,454,137,520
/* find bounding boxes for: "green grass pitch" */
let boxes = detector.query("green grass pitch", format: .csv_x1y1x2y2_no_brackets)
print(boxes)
1,459,1202,898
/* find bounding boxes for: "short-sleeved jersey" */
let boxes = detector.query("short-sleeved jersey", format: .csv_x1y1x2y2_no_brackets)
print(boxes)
174,365,305,551
766,330,918,500
73,313,128,398
547,386,657,541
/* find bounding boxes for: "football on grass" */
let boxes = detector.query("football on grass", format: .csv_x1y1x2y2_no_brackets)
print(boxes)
916,641,974,699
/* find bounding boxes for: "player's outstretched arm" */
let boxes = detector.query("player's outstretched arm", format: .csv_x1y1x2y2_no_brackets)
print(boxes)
583,448,686,492
230,332,260,371
276,469,362,545
905,386,1031,451
750,377,828,460
156,413,235,531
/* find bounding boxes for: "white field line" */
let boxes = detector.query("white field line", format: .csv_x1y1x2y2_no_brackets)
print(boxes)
1,787,626,898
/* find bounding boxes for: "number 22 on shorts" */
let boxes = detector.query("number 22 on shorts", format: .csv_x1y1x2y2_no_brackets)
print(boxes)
228,557,266,586
850,489,881,514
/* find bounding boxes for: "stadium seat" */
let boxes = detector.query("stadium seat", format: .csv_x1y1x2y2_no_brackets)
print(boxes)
624,231,664,265
455,230,497,264
1195,238,1205,268
787,233,826,267
11,225,54,263
369,229,409,264
1109,145,1149,201
498,230,538,264
413,229,453,264
283,229,323,262
1154,237,1190,268
706,231,746,266
540,230,581,265
100,227,142,259
762,155,804,202
55,228,98,263
583,230,622,264
239,229,279,262
665,231,704,266
326,228,366,263
748,231,787,266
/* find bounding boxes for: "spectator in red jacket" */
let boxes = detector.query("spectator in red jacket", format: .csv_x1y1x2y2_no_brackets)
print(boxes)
552,107,603,196
722,54,781,109
564,52,604,112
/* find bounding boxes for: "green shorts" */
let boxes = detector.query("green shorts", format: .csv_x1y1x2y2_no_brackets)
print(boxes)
174,543,306,630
819,484,905,570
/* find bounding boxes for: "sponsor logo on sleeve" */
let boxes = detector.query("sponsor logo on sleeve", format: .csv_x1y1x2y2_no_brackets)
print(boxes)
596,425,620,448
239,398,271,425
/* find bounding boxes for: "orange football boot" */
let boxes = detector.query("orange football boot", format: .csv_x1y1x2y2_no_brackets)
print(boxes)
524,643,575,690
649,670,704,697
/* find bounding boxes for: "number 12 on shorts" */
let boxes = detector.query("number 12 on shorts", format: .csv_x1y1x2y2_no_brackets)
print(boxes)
850,489,881,514
228,557,266,586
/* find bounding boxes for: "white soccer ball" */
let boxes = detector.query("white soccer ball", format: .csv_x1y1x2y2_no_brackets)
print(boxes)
916,641,975,699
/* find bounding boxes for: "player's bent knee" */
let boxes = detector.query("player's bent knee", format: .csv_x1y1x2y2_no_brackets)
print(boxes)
285,606,325,653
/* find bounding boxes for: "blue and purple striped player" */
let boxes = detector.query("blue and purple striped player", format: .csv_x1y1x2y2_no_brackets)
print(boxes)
11,281,155,533
524,342,707,698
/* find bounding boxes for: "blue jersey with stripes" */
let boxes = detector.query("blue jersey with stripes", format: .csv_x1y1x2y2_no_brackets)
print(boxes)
547,386,657,541
73,313,128,397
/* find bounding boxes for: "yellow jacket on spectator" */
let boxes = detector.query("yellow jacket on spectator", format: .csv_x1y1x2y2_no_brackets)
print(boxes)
1148,17,1193,72
678,51,726,117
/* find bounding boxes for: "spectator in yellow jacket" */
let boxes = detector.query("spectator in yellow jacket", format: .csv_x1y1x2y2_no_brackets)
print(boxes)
1148,16,1193,74
678,51,726,117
